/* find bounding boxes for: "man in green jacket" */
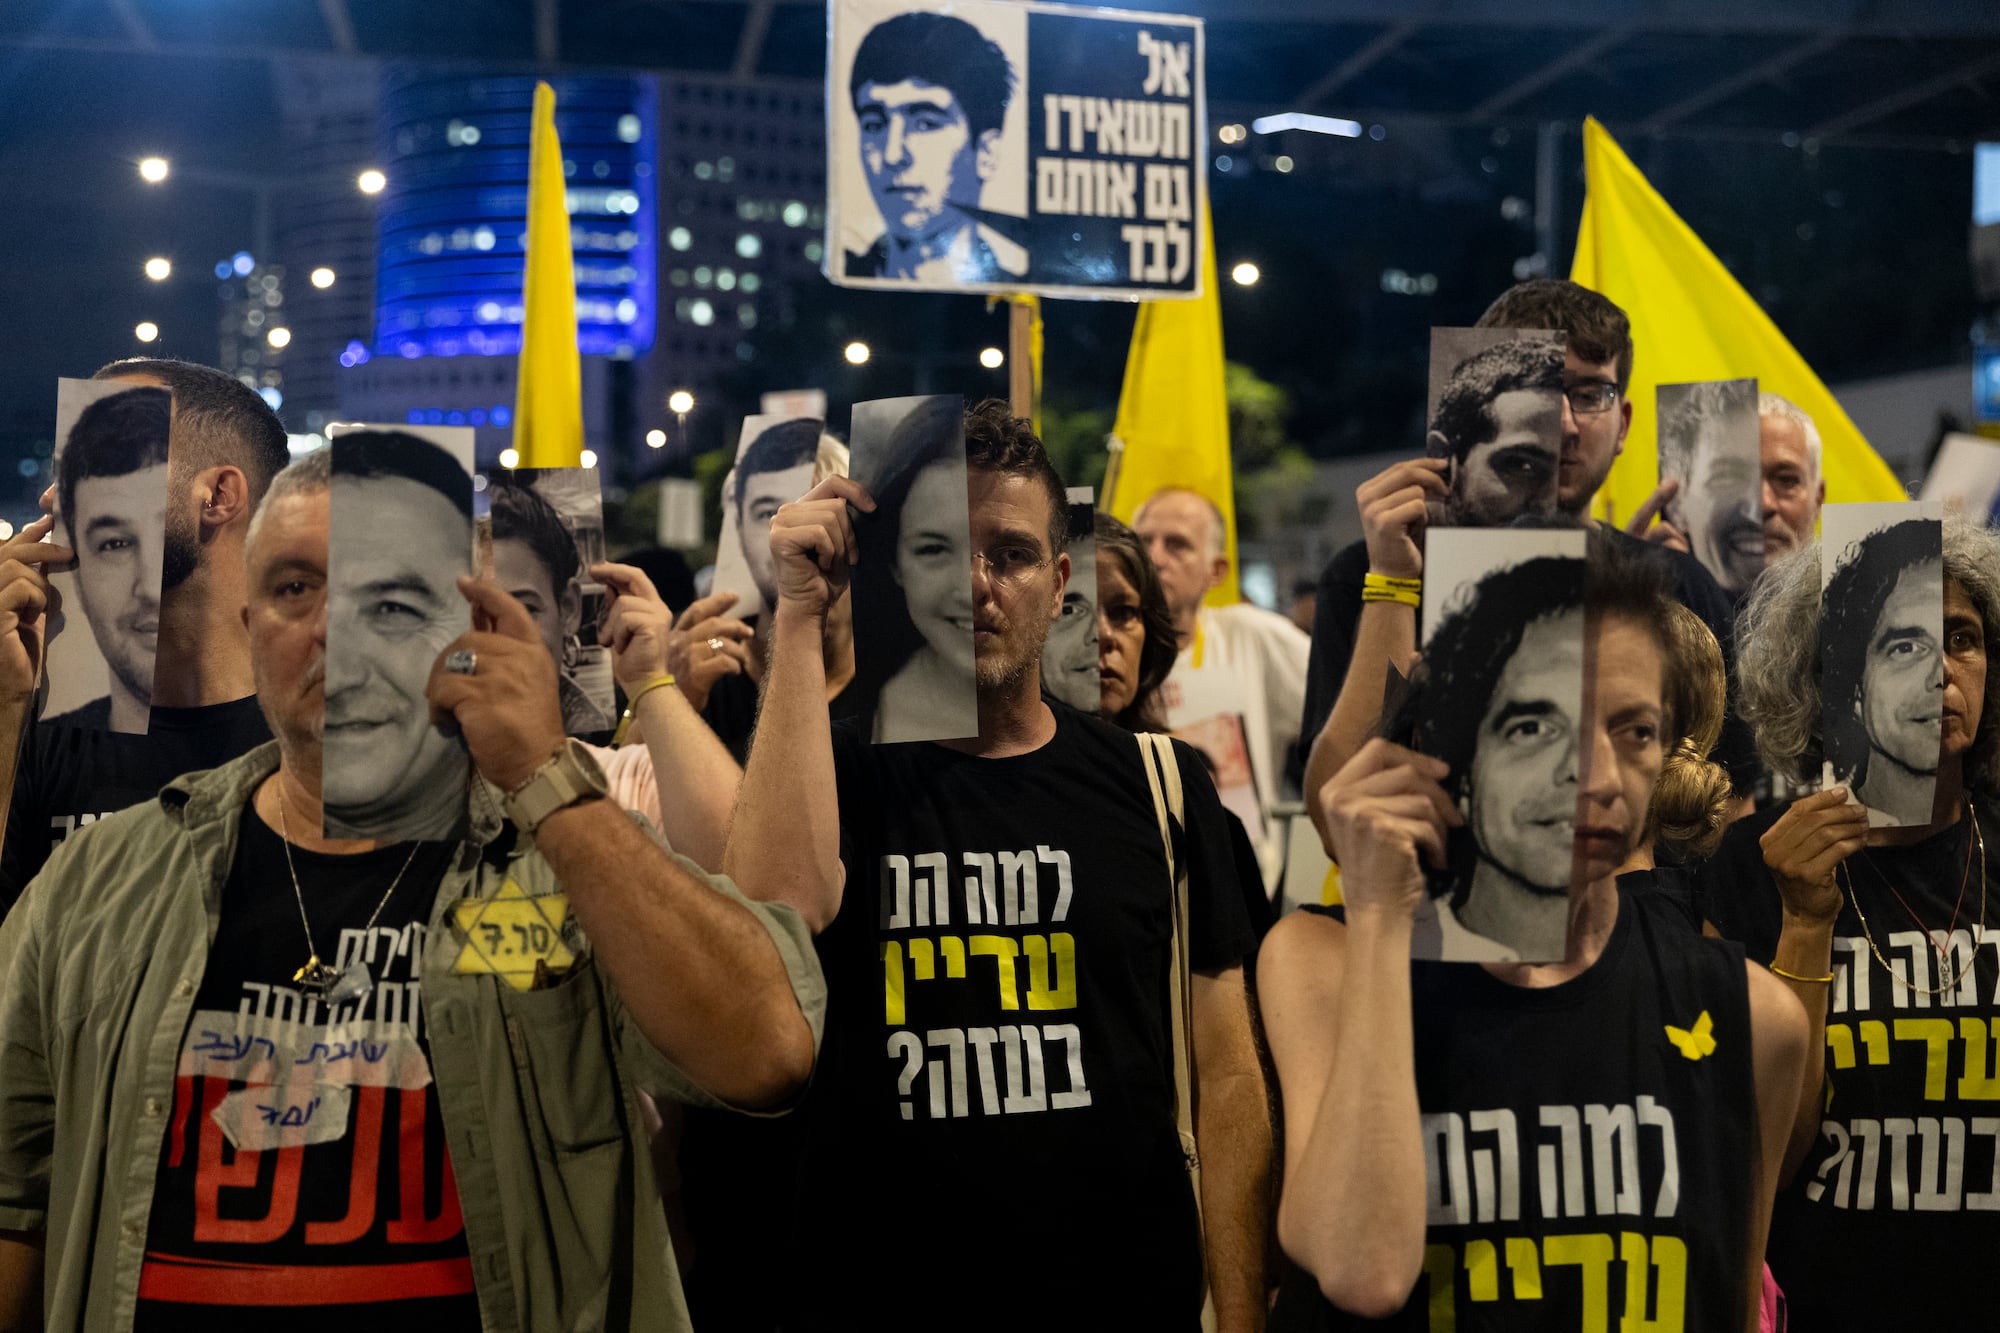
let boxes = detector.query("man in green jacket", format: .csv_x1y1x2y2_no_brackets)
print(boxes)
0,446,826,1331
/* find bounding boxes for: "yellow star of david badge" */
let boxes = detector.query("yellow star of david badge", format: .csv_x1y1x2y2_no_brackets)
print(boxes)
451,878,577,992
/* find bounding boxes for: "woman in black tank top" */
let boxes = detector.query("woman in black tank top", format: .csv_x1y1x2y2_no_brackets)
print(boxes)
1260,542,1808,1331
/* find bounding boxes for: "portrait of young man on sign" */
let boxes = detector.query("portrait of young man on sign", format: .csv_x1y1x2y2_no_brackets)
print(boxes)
1408,529,1589,962
1424,328,1567,529
43,378,176,734
836,4,1029,287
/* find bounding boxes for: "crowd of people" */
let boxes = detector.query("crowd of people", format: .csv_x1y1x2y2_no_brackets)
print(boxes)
0,273,1992,1332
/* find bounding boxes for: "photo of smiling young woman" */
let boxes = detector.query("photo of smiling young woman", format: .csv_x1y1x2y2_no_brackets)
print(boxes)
43,378,176,733
848,394,978,744
1820,502,1946,826
1408,528,1589,962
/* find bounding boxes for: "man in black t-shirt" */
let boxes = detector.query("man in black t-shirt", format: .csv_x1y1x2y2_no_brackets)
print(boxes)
1299,280,1761,840
0,358,290,915
727,399,1266,1330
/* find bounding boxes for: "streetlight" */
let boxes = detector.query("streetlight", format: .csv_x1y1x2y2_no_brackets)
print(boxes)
979,347,1005,369
310,267,336,289
667,390,695,414
143,257,172,281
581,449,599,469
645,429,667,448
357,169,387,195
134,322,159,342
1230,261,1261,287
138,157,169,183
844,341,871,365
498,447,520,469
266,327,292,349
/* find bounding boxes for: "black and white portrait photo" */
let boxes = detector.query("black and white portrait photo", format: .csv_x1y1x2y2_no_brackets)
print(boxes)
1820,502,1946,827
1039,487,1097,711
711,415,828,624
831,0,1030,289
323,425,475,842
848,393,978,744
44,378,174,733
1410,529,1588,962
1425,328,1566,528
1658,377,1763,596
487,467,615,737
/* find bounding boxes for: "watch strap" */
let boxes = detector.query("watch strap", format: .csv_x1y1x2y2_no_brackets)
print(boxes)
504,739,609,834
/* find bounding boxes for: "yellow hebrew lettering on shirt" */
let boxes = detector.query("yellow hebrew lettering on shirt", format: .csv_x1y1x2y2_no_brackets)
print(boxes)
1858,1019,1889,1064
939,935,967,977
1504,1237,1541,1299
449,878,575,992
1420,1243,1456,1332
908,937,936,980
1960,1017,2000,1099
1619,1232,1686,1332
969,935,1021,1010
882,942,905,1025
1542,1233,1613,1328
1462,1239,1499,1302
1023,933,1078,1010
1894,1017,1955,1101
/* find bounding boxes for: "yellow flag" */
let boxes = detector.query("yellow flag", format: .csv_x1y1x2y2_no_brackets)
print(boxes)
1106,203,1238,606
1572,116,1903,526
512,81,583,468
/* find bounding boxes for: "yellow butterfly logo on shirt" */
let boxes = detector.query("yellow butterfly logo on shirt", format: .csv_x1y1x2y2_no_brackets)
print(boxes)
1665,1010,1716,1061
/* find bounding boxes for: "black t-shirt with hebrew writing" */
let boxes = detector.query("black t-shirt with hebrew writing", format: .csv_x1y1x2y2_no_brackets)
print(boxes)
0,695,272,917
1698,796,2000,1330
783,700,1255,1330
1269,884,1756,1330
133,800,475,1331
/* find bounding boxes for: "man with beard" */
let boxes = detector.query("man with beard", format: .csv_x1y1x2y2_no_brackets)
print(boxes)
1656,379,1765,598
0,358,285,914
46,383,174,731
1298,280,1759,839
727,399,1268,1331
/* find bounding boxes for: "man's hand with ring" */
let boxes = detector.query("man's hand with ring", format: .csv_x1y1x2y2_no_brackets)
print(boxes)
665,588,755,711
427,577,566,792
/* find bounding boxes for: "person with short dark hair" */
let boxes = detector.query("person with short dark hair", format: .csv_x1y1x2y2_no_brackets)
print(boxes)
0,357,285,915
1424,337,1566,527
0,445,825,1332
844,11,1027,284
1262,535,1807,1330
1698,519,2000,1329
727,399,1269,1329
487,475,617,737
48,385,172,731
1299,280,1761,861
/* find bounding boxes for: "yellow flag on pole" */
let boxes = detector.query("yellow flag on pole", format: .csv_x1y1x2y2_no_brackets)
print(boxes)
1571,115,1903,525
512,81,583,468
1106,202,1239,606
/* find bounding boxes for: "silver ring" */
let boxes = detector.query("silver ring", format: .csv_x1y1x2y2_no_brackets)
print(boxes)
445,649,478,676
706,637,726,652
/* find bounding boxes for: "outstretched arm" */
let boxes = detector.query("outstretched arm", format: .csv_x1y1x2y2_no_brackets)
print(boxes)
1263,739,1458,1316
722,477,874,935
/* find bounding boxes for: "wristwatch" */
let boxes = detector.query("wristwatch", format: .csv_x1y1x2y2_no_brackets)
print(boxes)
503,738,611,834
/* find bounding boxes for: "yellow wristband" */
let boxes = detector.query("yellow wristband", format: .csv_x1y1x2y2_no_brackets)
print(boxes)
1769,962,1835,985
1361,573,1422,607
610,673,677,748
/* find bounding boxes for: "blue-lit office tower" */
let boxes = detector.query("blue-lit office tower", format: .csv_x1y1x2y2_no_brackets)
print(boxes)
339,70,657,461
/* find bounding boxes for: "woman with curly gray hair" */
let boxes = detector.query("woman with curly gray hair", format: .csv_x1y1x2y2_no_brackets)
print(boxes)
1697,516,2000,1330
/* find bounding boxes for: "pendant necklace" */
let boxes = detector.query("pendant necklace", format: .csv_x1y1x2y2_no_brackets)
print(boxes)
276,785,423,1005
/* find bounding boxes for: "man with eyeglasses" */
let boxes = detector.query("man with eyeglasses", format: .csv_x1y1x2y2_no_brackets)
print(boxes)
726,398,1269,1332
1298,279,1762,840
